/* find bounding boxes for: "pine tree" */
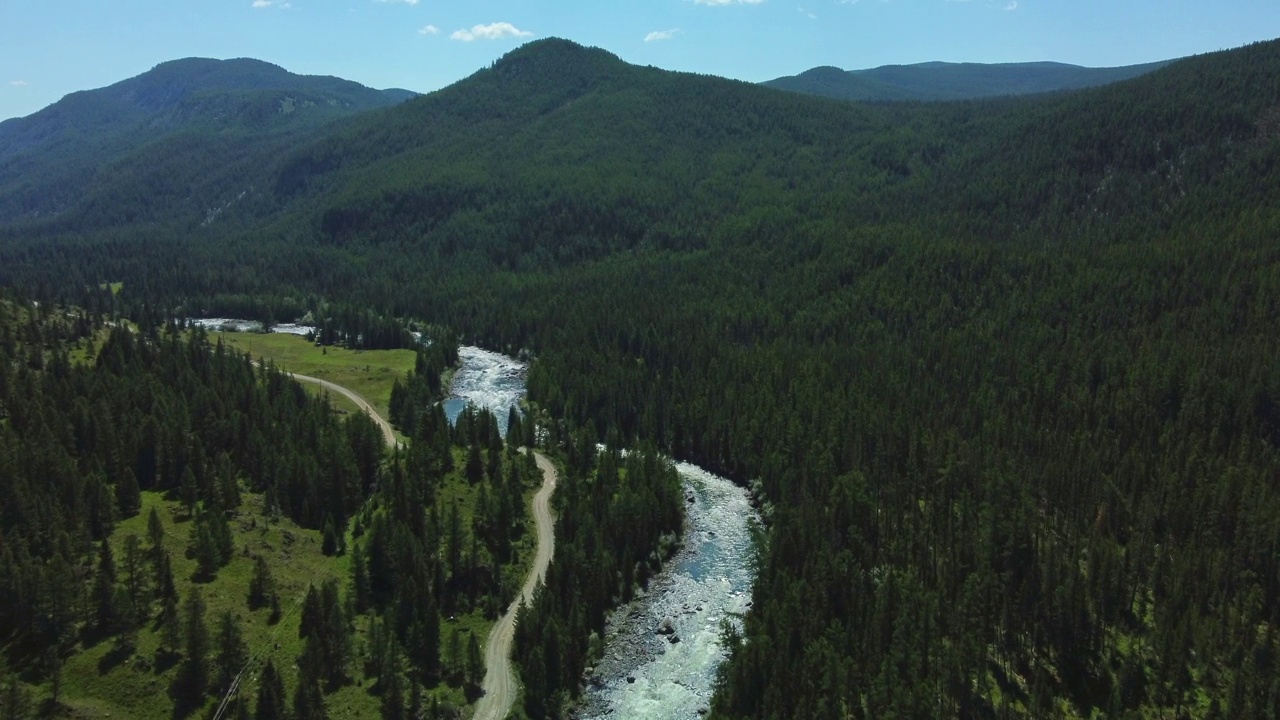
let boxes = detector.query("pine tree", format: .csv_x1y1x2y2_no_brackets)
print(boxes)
248,555,275,610
148,507,166,558
90,538,120,638
351,546,370,614
466,633,484,689
254,659,287,720
378,640,405,720
293,638,328,720
116,471,142,517
155,549,177,600
121,534,148,618
447,630,463,684
465,444,484,484
159,592,182,654
299,585,322,640
214,611,248,696
321,516,338,557
180,466,199,518
171,587,209,711
0,670,33,720
193,518,222,581
268,593,282,625
321,581,351,688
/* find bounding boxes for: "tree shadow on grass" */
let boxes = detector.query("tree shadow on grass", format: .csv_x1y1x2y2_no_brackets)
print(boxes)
96,640,134,675
154,648,181,674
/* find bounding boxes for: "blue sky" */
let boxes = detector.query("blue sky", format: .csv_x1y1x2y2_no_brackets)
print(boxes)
2,0,1278,121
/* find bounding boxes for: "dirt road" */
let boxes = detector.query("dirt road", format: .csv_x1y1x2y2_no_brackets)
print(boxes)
287,372,399,448
289,368,554,719
472,450,558,720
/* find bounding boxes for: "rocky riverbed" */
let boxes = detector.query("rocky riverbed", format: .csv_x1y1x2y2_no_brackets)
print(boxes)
576,462,760,720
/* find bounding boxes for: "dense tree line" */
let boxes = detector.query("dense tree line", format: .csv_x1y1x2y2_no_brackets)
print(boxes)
513,436,684,718
389,335,459,436
0,297,545,717
4,37,1280,718
0,299,384,710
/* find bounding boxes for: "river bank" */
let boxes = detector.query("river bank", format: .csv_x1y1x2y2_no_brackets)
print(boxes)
575,461,760,720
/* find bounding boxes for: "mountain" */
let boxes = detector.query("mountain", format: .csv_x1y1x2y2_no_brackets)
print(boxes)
764,58,1172,101
4,37,1280,719
0,57,414,223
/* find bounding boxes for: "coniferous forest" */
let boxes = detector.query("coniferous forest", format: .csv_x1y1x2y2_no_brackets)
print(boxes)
3,33,1280,719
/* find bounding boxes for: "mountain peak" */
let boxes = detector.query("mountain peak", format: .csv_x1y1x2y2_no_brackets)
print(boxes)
488,38,626,84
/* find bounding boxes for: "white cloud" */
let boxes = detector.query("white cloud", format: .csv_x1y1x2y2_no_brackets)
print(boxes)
418,24,439,35
644,28,681,42
10,80,28,87
694,0,765,5
450,22,533,42
376,0,419,4
252,0,291,8
1005,0,1017,9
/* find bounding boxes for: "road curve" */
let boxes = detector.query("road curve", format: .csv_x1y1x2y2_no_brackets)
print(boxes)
287,372,399,448
473,450,558,720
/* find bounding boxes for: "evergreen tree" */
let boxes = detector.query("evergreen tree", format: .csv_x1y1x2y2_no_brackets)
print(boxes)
293,640,327,720
192,518,221,582
321,516,338,557
171,587,209,712
214,611,249,697
159,592,182,655
155,549,177,600
179,466,199,518
378,640,405,720
0,670,33,720
116,471,141,517
350,546,370,615
254,658,287,720
248,555,275,610
466,633,483,689
121,534,148,617
90,538,120,638
147,506,165,557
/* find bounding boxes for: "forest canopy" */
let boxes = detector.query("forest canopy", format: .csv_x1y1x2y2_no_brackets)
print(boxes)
3,36,1280,718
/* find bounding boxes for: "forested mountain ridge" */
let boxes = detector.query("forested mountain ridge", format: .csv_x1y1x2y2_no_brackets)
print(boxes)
2,36,1280,718
0,57,414,225
764,58,1171,102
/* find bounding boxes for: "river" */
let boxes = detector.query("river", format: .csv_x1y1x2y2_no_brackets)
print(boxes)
574,461,759,719
443,346,528,437
184,325,759,715
443,347,759,719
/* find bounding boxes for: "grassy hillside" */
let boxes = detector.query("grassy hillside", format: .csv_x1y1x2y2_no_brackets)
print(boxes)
53,490,353,719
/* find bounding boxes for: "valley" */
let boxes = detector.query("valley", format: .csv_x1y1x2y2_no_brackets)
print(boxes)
2,31,1280,720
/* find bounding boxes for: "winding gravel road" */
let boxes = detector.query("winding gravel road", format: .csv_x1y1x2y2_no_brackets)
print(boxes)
289,369,555,719
287,372,399,448
473,450,558,720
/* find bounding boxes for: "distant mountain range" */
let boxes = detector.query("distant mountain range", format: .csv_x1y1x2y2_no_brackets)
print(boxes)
763,59,1172,102
0,57,413,223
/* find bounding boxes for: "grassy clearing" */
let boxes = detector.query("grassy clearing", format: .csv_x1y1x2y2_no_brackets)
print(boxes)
43,445,542,718
50,490,362,719
209,332,416,422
